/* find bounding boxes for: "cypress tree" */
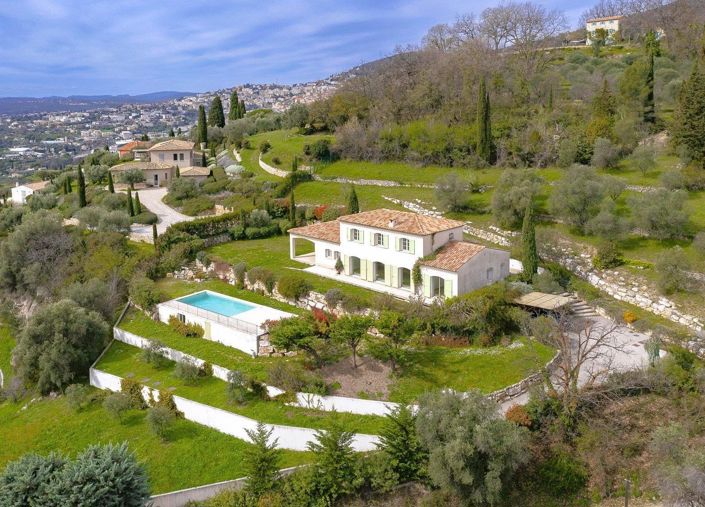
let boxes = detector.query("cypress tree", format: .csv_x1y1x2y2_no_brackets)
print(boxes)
63,177,70,194
289,191,296,224
673,44,705,167
152,223,158,250
67,175,72,193
175,166,180,178
127,188,134,217
291,156,298,172
239,99,246,118
201,152,207,167
642,50,656,126
168,127,175,137
521,203,538,281
208,96,225,128
476,78,492,164
134,192,142,215
228,90,240,120
107,171,115,193
347,185,359,214
77,165,86,208
197,105,208,145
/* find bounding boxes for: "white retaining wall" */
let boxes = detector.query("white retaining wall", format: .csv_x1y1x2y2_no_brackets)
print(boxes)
89,367,380,452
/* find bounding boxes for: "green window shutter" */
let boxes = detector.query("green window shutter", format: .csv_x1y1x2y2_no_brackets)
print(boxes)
383,235,389,248
395,238,400,251
360,259,367,278
384,264,391,285
367,260,375,282
423,274,431,298
409,240,416,254
347,228,351,241
390,266,398,287
444,278,453,298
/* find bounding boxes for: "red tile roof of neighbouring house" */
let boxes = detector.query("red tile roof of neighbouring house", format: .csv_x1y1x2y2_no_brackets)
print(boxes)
339,209,464,236
22,180,51,191
419,241,486,272
110,161,173,172
147,139,195,151
118,141,149,156
288,220,341,244
180,166,211,177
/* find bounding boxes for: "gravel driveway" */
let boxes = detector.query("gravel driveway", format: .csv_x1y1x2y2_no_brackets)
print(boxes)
128,187,193,241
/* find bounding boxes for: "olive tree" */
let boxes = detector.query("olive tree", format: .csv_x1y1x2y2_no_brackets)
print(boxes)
549,165,607,233
415,390,530,505
491,169,542,229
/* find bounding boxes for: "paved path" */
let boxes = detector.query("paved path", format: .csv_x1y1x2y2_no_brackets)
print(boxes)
129,187,193,241
500,315,657,413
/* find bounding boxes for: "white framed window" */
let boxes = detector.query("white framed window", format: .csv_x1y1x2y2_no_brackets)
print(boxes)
351,228,361,242
400,238,411,251
374,233,384,246
333,251,340,260
179,153,185,161
159,153,164,161
173,153,178,161
486,267,494,281
325,249,332,258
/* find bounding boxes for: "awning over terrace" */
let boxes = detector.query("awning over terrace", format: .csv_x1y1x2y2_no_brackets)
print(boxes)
513,291,574,312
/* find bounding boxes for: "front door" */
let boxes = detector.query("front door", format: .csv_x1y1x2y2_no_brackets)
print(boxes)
153,174,159,186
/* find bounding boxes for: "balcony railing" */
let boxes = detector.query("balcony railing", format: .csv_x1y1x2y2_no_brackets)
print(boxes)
161,300,262,336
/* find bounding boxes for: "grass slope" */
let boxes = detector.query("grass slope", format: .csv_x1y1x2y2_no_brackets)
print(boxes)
0,323,15,385
0,395,310,494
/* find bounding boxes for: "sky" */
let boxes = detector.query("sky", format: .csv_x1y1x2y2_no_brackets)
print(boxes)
0,0,587,97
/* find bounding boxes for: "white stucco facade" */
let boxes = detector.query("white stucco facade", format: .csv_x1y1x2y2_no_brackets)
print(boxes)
586,16,623,44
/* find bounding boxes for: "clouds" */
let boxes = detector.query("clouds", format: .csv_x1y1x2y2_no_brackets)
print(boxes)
0,0,587,96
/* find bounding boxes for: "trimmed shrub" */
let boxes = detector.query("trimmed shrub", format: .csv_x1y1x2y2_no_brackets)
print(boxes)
324,288,344,310
623,311,638,324
277,275,312,301
233,261,247,287
131,211,158,225
168,315,204,338
120,378,145,408
200,361,213,378
141,339,169,368
244,223,280,239
103,392,133,422
505,404,532,428
592,242,624,269
153,389,180,416
247,266,276,293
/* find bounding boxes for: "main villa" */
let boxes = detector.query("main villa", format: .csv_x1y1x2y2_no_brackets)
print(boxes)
288,209,510,299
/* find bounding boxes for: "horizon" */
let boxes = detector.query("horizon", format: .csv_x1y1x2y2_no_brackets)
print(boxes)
0,0,586,98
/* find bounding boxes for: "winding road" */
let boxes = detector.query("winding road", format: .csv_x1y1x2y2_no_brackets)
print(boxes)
129,187,193,242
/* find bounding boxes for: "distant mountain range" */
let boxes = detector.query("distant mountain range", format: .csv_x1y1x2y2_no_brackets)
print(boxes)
0,91,193,115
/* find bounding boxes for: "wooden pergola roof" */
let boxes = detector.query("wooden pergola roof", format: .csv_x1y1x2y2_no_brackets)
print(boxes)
514,292,574,311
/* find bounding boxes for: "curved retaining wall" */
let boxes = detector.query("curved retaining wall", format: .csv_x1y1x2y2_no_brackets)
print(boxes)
89,366,379,452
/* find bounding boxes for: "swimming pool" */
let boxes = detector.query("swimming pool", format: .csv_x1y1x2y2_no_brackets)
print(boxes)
177,291,255,317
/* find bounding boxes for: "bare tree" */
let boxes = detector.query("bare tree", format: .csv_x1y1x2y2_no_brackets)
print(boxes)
480,3,516,50
532,313,623,423
452,13,480,42
422,23,459,52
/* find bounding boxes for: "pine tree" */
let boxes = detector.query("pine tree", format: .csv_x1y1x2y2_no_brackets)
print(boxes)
239,99,246,118
673,52,705,167
208,96,225,128
347,185,359,214
521,203,538,281
134,192,142,215
127,188,134,217
197,105,208,145
289,191,296,224
243,423,281,498
77,165,87,208
476,77,492,164
168,127,175,137
378,405,427,483
228,90,240,120
107,171,115,193
643,50,656,126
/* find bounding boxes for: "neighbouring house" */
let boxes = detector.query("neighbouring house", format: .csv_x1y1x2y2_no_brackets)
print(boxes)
179,166,211,182
147,139,195,168
586,15,624,45
288,209,510,300
10,180,51,204
117,140,150,159
110,138,196,187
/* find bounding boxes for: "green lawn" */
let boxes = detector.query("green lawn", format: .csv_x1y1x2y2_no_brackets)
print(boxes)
0,394,310,494
250,129,333,171
155,277,302,315
0,323,15,385
389,339,555,403
206,236,378,304
118,308,292,382
97,341,386,435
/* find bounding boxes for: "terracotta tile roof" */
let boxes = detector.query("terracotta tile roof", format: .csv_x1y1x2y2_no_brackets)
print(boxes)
587,15,624,22
110,161,174,172
23,180,50,191
288,220,341,244
339,209,464,236
420,241,486,272
180,166,211,177
147,139,195,152
118,141,149,155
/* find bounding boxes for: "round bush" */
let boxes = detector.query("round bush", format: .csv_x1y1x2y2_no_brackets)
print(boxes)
131,211,158,225
277,275,312,300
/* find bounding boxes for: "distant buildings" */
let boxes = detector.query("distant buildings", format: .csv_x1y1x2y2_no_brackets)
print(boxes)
586,15,624,45
10,180,50,204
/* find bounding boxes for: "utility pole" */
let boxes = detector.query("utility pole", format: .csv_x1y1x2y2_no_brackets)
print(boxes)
624,478,631,507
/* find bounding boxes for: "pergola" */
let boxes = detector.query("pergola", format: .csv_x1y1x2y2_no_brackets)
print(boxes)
513,291,574,313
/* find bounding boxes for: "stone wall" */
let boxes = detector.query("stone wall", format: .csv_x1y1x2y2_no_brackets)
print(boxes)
486,350,561,403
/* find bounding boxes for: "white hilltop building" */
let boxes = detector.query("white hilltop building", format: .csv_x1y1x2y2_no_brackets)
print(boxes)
586,15,624,45
10,180,51,205
288,209,510,300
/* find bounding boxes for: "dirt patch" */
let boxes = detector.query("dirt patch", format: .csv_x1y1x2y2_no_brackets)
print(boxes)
319,355,392,400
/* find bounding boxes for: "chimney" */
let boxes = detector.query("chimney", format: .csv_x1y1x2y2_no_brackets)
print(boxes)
388,219,396,228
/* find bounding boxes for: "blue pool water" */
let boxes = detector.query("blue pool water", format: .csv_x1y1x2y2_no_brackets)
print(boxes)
177,292,254,317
